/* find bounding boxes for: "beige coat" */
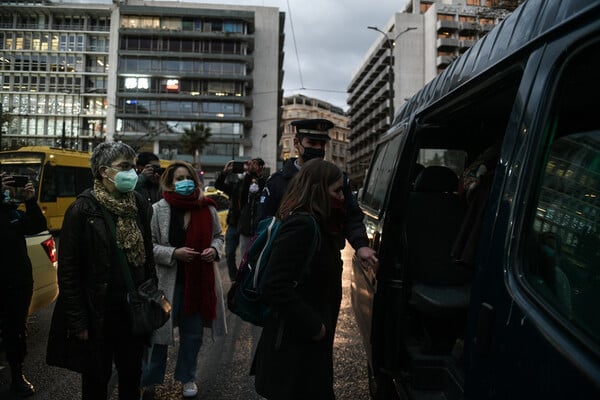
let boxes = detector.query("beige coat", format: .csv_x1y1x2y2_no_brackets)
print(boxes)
150,198,227,345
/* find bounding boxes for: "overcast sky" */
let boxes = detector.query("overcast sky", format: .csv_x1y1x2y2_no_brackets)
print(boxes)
201,0,410,110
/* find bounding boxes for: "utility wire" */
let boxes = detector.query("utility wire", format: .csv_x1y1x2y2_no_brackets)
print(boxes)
286,0,305,89
287,87,347,93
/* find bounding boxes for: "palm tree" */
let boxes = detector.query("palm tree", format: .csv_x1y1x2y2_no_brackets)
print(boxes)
180,123,212,167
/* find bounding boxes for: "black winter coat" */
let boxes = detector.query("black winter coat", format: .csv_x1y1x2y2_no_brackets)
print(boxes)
215,171,266,235
0,199,47,288
46,189,156,372
252,214,343,400
257,158,369,250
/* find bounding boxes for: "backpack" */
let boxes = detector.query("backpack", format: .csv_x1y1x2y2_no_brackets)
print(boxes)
227,215,320,327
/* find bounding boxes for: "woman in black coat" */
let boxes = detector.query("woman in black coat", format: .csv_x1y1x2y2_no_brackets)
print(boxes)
46,142,156,400
252,159,346,400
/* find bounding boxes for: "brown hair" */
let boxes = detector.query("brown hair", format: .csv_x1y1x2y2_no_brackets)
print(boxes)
159,161,202,192
276,159,342,224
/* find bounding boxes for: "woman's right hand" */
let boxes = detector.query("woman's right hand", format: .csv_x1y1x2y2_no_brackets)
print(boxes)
174,246,201,263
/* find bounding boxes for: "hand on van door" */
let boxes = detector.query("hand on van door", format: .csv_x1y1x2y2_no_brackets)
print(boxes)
356,246,379,273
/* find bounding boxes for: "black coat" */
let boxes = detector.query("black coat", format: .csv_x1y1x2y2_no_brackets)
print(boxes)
46,189,156,372
252,214,343,400
257,158,369,250
0,199,47,288
215,171,266,235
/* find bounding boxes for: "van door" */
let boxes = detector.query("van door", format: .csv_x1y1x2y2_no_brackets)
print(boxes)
465,27,600,399
351,126,412,394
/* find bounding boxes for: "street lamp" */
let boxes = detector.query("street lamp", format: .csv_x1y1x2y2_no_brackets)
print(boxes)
259,133,267,155
367,26,417,124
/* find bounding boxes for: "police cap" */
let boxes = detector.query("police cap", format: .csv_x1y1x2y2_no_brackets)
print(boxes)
291,119,334,141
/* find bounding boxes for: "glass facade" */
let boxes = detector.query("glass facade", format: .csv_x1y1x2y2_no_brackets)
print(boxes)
116,12,255,159
0,8,110,151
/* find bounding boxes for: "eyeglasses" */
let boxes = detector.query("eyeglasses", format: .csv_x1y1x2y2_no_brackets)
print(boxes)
109,162,135,171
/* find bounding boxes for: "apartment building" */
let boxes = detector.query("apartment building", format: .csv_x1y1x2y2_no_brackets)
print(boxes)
0,0,284,173
346,0,519,188
281,94,349,172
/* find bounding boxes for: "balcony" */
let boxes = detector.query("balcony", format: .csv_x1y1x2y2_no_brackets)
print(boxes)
436,55,455,68
459,22,479,35
458,39,475,53
436,19,459,33
436,37,459,52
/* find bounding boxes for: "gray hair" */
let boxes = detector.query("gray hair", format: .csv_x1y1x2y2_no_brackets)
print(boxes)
90,142,137,179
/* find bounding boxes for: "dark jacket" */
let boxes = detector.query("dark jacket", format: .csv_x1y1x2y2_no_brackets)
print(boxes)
46,189,156,372
215,171,243,227
257,158,369,250
135,174,162,205
252,214,342,400
0,199,47,288
215,171,266,236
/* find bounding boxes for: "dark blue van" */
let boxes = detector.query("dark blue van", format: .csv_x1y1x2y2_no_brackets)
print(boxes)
351,1,600,399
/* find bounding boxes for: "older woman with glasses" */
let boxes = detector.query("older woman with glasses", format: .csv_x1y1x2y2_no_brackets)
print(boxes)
47,142,156,400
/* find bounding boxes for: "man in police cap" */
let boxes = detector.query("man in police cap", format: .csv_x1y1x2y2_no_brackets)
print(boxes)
257,118,378,270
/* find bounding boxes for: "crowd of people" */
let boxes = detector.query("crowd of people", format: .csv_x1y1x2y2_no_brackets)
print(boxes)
1,118,378,400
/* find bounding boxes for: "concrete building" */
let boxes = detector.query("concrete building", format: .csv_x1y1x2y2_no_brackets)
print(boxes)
0,0,284,175
346,0,518,188
281,94,349,172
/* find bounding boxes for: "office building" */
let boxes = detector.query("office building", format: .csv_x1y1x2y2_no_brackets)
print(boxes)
0,0,284,174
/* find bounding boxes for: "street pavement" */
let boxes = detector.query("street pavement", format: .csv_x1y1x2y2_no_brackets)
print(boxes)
0,243,370,400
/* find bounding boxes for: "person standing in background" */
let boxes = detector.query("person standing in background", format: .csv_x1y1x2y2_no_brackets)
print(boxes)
0,172,47,397
214,158,266,280
135,152,163,205
237,158,266,255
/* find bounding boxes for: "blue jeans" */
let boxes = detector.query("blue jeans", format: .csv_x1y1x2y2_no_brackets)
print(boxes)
225,225,240,280
142,283,204,385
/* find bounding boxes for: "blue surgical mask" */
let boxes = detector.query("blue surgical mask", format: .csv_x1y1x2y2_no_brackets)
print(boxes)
108,168,138,193
175,179,195,196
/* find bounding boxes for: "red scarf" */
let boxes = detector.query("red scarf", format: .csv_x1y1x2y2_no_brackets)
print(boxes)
163,189,218,320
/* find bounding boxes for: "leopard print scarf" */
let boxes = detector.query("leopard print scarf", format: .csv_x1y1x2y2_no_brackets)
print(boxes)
93,180,146,266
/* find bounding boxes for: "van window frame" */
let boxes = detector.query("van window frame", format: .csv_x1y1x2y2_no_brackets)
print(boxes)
360,126,405,217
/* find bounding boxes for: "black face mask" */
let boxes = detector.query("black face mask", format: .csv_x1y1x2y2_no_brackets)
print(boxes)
300,147,325,162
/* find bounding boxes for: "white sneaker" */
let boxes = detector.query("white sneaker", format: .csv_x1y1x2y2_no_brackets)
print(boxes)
182,381,198,398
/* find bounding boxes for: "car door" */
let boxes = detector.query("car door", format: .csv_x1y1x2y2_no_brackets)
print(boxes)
465,22,600,399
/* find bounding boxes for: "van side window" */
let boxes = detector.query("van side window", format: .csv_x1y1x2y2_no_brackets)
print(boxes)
362,134,401,212
524,42,600,343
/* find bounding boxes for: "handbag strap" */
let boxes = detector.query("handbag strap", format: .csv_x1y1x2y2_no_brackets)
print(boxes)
100,207,135,293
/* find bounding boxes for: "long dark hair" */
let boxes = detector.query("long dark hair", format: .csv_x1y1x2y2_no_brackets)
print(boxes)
276,159,342,224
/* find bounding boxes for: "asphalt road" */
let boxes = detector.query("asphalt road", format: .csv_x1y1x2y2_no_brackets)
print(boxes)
0,243,370,400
